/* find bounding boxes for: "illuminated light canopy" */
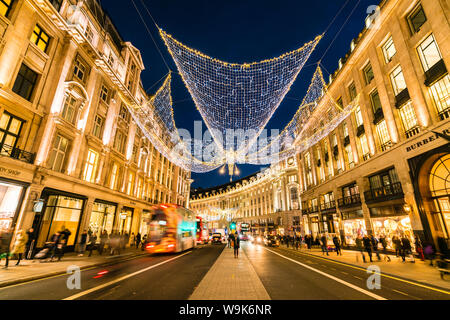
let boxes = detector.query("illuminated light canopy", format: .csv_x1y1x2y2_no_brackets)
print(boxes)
160,29,322,154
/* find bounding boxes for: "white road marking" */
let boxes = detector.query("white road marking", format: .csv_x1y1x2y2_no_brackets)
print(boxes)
392,289,410,297
63,251,191,300
264,248,387,300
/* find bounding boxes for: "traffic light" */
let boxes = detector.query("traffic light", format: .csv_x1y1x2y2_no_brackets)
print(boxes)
230,222,236,230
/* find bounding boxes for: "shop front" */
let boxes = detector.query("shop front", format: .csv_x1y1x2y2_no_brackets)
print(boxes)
35,189,86,249
118,206,134,234
89,200,117,236
341,210,366,246
409,142,450,255
308,215,320,238
369,205,414,250
139,209,151,236
0,177,28,236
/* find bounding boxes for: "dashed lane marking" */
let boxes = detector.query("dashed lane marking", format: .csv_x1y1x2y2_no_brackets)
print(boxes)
264,247,386,300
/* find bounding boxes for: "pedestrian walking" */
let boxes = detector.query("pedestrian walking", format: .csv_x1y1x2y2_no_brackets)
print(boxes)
98,230,108,255
130,233,135,248
48,231,61,261
56,227,71,261
227,234,232,248
135,233,141,249
233,232,240,258
25,228,35,259
124,232,130,249
355,235,366,263
78,230,88,256
392,235,401,257
400,235,412,262
88,233,97,257
370,235,381,261
333,235,342,256
320,234,329,256
141,234,147,251
11,229,28,266
363,235,373,262
379,235,391,262
414,235,425,261
423,241,435,266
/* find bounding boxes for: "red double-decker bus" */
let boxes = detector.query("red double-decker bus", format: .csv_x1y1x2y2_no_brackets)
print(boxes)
196,216,209,244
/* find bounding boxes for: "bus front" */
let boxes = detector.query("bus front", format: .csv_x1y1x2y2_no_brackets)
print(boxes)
146,206,177,253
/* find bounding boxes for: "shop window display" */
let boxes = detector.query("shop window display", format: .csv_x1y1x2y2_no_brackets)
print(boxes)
0,181,24,234
372,216,414,250
89,202,116,236
343,219,366,246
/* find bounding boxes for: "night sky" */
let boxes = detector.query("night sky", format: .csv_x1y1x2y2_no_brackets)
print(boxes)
102,0,378,189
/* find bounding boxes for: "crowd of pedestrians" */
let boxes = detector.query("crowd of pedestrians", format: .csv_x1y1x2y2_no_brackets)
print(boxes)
0,227,149,268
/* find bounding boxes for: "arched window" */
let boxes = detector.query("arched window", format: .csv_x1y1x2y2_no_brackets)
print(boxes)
61,82,88,126
429,154,450,238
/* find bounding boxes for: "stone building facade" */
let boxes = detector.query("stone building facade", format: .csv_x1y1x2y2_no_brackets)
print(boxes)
0,0,191,250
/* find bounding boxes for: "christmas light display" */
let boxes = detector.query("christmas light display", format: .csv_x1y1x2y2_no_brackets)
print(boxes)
159,28,322,155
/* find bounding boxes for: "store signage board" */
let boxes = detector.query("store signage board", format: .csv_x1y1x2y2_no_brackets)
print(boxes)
406,127,450,153
0,166,21,177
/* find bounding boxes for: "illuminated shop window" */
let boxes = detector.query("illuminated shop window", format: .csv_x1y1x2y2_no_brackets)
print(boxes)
429,154,450,238
398,101,419,138
375,120,392,151
30,25,50,53
417,34,442,71
48,134,69,173
0,0,14,18
82,149,99,183
429,75,450,120
382,36,396,63
390,65,407,95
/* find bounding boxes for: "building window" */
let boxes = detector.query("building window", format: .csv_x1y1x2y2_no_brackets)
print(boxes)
429,74,450,120
363,63,374,85
108,53,115,68
359,134,370,161
100,84,109,103
407,4,427,34
48,134,69,172
345,144,354,167
49,0,63,11
132,144,138,163
390,66,407,95
30,25,50,53
127,62,137,93
127,172,135,195
84,24,94,43
0,0,14,17
12,64,38,101
355,106,364,127
92,115,104,139
109,162,119,190
0,112,24,154
376,120,392,151
305,152,313,186
113,129,127,154
82,149,99,183
398,101,419,138
382,36,396,63
370,90,383,113
61,94,79,125
348,83,357,101
137,177,143,199
73,56,89,83
429,154,450,238
119,104,130,123
417,34,442,72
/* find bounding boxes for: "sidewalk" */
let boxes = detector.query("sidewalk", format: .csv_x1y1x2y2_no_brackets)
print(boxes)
279,245,450,290
189,246,270,300
0,247,149,288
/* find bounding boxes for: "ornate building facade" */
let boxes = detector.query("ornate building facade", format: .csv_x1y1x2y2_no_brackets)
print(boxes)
190,0,450,252
0,0,191,250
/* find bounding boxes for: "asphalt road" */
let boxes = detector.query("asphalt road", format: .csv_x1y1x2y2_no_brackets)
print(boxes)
0,244,225,300
0,242,448,300
244,243,450,300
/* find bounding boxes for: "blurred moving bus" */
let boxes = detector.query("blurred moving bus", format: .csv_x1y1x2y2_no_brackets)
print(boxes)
146,204,196,253
196,216,209,244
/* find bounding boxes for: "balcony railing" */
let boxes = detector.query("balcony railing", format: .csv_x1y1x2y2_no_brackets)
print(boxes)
337,194,361,208
0,144,35,164
364,182,404,203
405,126,420,139
438,105,450,121
320,201,336,212
381,140,393,152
